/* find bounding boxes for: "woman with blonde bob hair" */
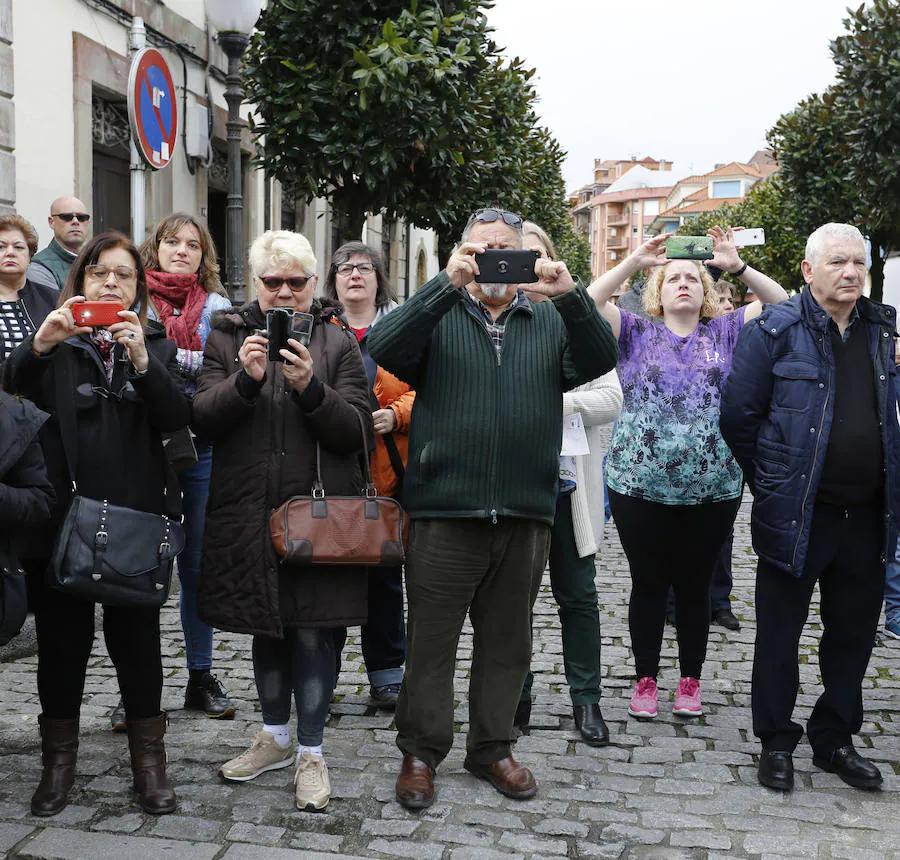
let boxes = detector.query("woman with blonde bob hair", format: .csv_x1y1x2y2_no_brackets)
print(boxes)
588,226,788,725
193,229,371,813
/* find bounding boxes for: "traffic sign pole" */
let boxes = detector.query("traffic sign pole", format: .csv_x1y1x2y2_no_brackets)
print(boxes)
129,17,147,245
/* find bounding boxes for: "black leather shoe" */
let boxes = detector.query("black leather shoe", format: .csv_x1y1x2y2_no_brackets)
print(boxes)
109,699,127,733
712,607,741,631
184,672,236,719
573,703,609,747
758,750,794,791
813,745,882,789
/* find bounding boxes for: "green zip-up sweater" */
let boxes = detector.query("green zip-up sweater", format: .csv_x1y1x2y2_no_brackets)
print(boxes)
368,271,618,525
31,239,77,289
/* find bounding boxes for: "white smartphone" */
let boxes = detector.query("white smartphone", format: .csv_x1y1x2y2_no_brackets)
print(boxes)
732,228,765,247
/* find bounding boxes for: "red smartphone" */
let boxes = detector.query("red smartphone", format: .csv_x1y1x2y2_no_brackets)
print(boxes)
71,302,125,327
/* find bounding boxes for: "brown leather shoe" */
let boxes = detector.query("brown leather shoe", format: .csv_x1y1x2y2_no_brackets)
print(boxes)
395,753,435,809
31,716,79,817
126,713,176,814
464,755,537,799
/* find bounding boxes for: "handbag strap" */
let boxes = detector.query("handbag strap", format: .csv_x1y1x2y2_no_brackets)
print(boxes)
367,388,405,483
313,409,376,498
52,353,80,492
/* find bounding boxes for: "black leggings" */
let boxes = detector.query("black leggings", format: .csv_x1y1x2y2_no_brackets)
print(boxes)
31,578,163,720
608,490,740,680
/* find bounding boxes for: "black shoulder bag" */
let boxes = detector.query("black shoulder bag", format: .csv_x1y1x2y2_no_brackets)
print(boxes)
48,357,185,607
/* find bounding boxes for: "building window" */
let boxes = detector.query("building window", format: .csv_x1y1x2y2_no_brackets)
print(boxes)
643,199,660,217
610,227,617,237
632,227,639,236
610,251,617,261
712,180,741,198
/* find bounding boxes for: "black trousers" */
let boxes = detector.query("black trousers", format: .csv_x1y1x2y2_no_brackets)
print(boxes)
609,490,741,680
752,501,885,755
30,576,163,720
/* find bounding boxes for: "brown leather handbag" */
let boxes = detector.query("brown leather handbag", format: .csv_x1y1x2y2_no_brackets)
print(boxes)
269,414,407,566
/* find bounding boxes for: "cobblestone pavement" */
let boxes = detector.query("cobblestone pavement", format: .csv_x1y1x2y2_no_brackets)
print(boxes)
1,495,898,860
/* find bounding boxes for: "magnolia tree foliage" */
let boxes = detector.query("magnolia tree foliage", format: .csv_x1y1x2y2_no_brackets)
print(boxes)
243,0,586,275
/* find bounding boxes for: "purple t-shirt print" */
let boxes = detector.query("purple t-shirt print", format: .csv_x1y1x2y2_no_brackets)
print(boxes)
607,307,746,505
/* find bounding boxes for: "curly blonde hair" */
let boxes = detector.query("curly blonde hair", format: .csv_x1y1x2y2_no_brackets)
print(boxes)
642,260,719,319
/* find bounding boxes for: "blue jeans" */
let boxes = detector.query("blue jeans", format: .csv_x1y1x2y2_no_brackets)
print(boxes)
178,443,214,671
253,628,335,746
333,565,406,687
885,536,900,624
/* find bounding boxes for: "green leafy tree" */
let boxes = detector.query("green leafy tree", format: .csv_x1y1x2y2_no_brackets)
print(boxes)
830,0,900,300
244,0,552,259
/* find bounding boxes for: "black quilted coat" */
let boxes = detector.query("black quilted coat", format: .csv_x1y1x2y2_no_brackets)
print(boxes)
192,298,372,638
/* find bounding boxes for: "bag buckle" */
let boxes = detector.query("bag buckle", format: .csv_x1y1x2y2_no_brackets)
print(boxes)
312,485,325,499
95,530,109,548
159,541,171,555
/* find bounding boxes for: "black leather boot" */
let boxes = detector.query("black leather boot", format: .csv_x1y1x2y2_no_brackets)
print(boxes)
31,715,79,816
126,713,176,814
573,703,609,747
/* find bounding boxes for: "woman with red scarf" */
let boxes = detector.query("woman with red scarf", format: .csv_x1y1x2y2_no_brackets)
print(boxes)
108,213,234,730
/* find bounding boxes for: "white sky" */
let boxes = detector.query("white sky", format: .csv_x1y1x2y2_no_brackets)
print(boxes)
485,0,856,192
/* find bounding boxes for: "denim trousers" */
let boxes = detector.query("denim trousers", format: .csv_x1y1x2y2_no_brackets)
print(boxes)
521,493,602,706
253,627,335,746
332,564,406,688
177,443,214,672
885,536,900,624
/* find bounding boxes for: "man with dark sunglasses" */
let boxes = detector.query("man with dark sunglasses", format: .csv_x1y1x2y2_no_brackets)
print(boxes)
370,207,619,809
28,196,91,290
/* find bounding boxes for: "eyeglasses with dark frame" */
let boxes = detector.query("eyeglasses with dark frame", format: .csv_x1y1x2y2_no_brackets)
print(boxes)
470,208,524,229
85,264,137,282
52,212,91,223
335,262,375,277
258,275,314,292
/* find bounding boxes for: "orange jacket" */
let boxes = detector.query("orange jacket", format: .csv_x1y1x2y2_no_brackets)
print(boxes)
371,365,414,497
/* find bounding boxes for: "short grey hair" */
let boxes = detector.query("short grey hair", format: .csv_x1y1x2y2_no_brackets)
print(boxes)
248,229,316,278
461,209,524,244
805,223,866,264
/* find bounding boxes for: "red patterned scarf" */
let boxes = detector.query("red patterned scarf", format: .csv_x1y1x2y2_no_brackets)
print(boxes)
146,270,208,350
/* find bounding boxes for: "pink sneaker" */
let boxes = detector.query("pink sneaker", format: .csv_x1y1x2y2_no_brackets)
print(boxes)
673,677,702,716
628,676,658,719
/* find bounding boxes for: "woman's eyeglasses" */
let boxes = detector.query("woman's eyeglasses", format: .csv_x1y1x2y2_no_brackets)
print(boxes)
258,275,313,292
336,262,375,276
85,264,137,282
53,212,91,223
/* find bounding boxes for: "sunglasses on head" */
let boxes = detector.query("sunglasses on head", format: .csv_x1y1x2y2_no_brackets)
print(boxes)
471,208,523,228
53,212,91,223
258,275,313,292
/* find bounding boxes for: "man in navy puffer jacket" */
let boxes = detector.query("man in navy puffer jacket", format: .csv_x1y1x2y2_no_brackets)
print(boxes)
721,223,900,793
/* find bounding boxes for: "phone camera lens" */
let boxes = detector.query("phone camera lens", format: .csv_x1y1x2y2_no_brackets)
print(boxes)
497,260,508,274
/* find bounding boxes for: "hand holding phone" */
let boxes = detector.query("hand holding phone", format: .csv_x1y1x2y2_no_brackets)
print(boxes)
665,237,714,261
266,309,314,361
474,249,541,284
71,301,125,328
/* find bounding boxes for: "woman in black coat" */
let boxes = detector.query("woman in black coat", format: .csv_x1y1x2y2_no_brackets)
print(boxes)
3,233,189,818
0,391,54,645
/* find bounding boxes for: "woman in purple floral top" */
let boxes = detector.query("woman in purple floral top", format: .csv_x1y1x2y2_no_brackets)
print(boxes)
588,227,788,722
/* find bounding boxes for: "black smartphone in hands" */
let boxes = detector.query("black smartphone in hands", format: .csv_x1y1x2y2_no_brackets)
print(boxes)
474,249,541,283
266,309,314,361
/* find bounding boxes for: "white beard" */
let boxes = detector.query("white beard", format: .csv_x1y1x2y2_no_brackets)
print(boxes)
479,282,511,298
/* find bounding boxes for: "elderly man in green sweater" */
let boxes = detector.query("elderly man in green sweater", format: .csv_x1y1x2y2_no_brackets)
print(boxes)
368,208,619,809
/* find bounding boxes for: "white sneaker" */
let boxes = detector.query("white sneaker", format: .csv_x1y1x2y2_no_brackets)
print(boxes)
294,751,330,811
219,731,294,782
